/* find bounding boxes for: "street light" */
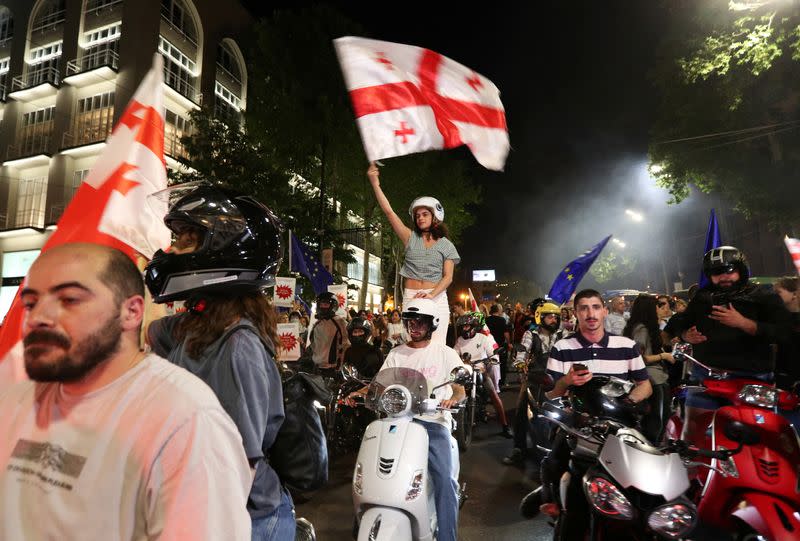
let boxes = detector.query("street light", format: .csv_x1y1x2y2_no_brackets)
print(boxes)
612,238,626,249
459,293,468,310
625,209,644,222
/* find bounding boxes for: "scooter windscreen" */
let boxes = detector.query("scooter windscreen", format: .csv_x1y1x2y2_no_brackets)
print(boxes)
365,368,429,415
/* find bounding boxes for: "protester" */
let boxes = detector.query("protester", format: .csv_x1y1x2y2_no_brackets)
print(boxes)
774,276,800,388
0,243,252,540
305,291,350,371
386,309,404,350
367,163,460,344
604,295,627,335
486,303,511,387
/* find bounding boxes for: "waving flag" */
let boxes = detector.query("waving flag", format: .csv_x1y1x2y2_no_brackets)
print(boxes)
548,236,612,305
785,236,800,275
334,36,509,171
289,231,334,295
698,209,722,289
0,54,170,383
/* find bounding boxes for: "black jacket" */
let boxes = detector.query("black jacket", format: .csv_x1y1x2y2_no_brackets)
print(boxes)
670,284,791,373
344,343,384,378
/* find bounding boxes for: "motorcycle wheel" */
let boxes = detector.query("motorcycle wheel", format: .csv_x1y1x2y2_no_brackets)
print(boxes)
455,402,473,452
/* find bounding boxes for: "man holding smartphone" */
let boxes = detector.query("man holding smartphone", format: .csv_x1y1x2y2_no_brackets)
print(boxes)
520,288,651,526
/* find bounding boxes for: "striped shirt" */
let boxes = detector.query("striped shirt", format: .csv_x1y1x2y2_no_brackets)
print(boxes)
399,231,460,283
546,331,648,383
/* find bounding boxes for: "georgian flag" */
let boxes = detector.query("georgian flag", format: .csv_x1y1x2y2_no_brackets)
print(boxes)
785,236,800,275
334,36,509,171
0,55,171,384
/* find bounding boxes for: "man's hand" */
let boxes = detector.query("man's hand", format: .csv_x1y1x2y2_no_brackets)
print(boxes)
440,398,461,409
681,326,707,344
564,365,592,386
709,303,753,332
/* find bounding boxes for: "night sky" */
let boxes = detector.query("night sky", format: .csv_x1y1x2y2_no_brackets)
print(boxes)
243,2,789,293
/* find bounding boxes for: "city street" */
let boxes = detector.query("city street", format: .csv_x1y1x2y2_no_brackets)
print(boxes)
296,383,553,540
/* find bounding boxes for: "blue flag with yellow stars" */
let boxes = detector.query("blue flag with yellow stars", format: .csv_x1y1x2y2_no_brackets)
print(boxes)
547,235,612,304
290,232,334,295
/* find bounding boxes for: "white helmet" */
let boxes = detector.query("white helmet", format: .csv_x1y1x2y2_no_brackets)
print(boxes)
401,298,440,331
408,196,444,222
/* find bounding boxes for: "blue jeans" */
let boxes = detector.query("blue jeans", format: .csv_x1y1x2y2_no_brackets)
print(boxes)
251,487,295,541
414,419,459,541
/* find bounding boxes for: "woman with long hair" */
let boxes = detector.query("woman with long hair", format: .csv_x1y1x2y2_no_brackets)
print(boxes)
368,163,460,344
623,295,674,443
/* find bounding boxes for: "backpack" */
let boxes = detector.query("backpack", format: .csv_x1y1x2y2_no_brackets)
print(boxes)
221,324,331,493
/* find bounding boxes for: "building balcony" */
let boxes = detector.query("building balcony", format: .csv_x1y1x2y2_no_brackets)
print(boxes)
64,49,118,87
7,135,52,161
163,71,200,105
165,132,189,160
62,119,112,149
10,209,45,230
31,10,66,34
12,66,60,90
86,0,123,12
160,6,198,49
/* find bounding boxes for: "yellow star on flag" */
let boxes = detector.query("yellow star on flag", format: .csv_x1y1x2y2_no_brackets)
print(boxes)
564,267,570,273
567,274,574,281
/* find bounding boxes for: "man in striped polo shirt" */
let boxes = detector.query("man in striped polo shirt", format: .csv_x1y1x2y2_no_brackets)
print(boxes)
521,289,651,530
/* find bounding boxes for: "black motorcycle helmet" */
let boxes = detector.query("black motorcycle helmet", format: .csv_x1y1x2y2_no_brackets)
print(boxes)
145,182,283,303
315,291,339,319
702,246,749,288
456,312,481,339
347,317,372,345
568,376,645,427
527,297,546,315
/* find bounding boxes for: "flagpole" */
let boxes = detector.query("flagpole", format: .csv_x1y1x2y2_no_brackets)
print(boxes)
288,229,292,273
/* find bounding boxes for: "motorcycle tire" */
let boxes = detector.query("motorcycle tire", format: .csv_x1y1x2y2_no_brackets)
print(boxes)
455,403,473,452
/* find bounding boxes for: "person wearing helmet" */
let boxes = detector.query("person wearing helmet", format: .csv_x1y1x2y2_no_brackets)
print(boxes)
303,291,349,371
668,246,791,450
343,317,383,378
367,163,460,345
145,183,296,540
503,301,566,467
347,298,466,541
454,312,513,438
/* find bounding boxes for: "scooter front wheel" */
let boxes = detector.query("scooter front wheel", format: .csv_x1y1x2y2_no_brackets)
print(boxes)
356,507,413,541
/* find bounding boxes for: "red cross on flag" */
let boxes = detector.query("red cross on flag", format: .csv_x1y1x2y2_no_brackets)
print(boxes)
0,54,171,384
334,36,510,171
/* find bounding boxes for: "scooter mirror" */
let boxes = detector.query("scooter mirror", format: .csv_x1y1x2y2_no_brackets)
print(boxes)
723,420,760,446
528,370,555,391
672,342,692,360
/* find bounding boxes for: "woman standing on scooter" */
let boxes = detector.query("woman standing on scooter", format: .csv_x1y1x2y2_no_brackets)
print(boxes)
367,163,460,344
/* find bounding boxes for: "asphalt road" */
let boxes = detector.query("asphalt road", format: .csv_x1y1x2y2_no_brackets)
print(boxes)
296,382,554,541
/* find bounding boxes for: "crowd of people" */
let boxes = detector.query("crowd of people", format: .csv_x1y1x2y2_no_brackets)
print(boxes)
1,166,799,541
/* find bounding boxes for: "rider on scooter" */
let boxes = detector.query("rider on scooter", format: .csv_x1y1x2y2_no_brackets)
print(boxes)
669,246,792,448
454,312,513,438
344,317,383,378
348,298,465,541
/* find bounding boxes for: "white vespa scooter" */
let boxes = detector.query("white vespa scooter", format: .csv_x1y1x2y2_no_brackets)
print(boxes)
352,366,469,541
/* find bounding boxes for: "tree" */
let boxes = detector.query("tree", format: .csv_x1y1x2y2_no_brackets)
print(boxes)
589,250,638,285
649,0,800,230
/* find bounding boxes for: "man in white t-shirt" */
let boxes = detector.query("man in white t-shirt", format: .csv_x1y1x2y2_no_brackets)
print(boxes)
0,243,252,540
350,298,464,541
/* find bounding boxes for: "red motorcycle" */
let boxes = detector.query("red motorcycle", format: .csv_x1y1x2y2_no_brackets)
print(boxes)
671,344,800,540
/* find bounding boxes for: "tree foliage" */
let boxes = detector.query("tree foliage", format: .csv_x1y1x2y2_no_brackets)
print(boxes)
589,250,638,285
649,0,800,230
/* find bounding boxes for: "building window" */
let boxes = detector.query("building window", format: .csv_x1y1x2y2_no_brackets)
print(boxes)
0,57,8,74
164,108,190,158
67,91,114,147
19,106,55,156
31,0,65,34
25,41,62,87
72,169,89,199
15,177,47,228
159,36,198,101
0,8,13,46
0,250,40,321
160,0,197,45
29,41,62,65
217,42,241,84
84,22,121,46
369,260,380,285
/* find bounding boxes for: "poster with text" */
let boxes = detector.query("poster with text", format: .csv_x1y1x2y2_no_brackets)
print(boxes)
277,322,301,360
328,283,348,317
273,277,296,308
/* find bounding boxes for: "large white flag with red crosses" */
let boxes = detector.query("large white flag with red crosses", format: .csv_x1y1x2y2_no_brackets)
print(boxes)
334,36,510,171
0,54,171,384
785,236,800,275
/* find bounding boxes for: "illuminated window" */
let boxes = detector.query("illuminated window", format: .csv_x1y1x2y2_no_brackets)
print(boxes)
15,177,47,228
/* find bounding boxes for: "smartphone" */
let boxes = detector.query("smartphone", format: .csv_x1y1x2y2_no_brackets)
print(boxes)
572,363,589,373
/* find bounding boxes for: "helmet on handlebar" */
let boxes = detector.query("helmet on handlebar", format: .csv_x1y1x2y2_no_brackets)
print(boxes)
347,317,372,345
402,298,439,341
535,302,561,333
456,312,482,339
569,376,647,426
702,246,749,287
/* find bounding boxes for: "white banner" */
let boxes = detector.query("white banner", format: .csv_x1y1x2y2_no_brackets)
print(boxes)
273,276,296,307
277,322,301,361
328,283,348,317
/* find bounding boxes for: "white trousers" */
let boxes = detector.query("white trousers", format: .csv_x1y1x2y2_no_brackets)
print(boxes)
403,288,450,345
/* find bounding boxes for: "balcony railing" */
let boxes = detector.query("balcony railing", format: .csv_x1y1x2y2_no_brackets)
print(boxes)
86,0,123,12
0,36,12,49
7,133,52,160
160,5,198,49
12,209,45,229
66,49,119,76
164,69,200,103
31,10,66,34
12,65,60,91
165,132,189,160
0,214,7,229
62,112,114,148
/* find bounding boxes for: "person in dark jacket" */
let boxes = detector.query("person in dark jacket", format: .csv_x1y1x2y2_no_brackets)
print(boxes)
670,246,791,449
343,317,383,378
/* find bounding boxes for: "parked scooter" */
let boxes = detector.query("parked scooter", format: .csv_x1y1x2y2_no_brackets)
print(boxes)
352,366,470,541
670,343,800,540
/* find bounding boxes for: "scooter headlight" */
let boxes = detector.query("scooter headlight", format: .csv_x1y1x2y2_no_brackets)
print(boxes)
582,476,634,520
405,469,424,501
738,384,777,409
353,462,363,495
646,502,697,539
380,386,410,416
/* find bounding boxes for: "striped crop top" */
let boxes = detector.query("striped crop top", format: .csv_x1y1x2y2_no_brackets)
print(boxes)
399,231,461,283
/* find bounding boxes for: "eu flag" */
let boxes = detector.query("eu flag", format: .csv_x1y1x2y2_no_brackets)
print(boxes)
290,231,334,295
698,209,722,289
547,235,612,305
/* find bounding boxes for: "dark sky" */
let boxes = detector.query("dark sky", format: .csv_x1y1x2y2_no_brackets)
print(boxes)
243,2,789,292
